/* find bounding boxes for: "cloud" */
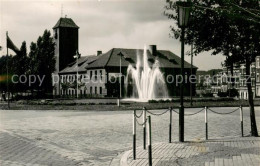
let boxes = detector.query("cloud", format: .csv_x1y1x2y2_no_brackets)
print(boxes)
0,0,225,70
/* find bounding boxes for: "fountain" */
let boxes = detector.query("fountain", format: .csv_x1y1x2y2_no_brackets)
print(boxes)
125,46,169,102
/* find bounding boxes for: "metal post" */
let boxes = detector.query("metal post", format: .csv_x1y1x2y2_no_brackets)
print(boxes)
169,107,172,143
179,27,185,142
240,106,243,137
143,107,146,149
6,32,10,109
205,106,208,140
190,44,193,106
76,56,78,99
118,55,122,107
147,115,152,166
133,110,136,160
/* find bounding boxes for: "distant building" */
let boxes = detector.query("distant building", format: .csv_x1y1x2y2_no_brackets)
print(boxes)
52,17,198,98
202,57,260,99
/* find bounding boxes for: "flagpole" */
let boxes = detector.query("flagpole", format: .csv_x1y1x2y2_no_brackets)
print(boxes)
6,31,10,109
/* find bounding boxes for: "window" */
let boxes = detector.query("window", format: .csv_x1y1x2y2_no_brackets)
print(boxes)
90,71,92,80
252,81,255,86
79,75,82,81
95,70,97,80
100,87,102,95
100,70,103,80
95,87,97,94
90,87,92,94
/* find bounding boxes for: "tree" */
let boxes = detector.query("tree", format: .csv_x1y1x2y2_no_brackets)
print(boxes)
12,41,29,92
165,0,259,136
28,42,37,94
28,30,55,96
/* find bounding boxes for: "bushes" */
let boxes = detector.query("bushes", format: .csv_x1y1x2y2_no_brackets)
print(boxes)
148,97,235,103
202,93,213,97
217,92,228,97
227,89,239,97
217,89,239,97
148,99,172,103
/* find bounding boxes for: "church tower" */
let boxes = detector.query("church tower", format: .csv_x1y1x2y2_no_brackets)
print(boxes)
53,17,79,72
52,17,79,96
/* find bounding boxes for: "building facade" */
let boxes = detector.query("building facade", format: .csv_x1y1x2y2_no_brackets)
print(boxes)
202,57,260,99
57,46,197,98
52,17,198,98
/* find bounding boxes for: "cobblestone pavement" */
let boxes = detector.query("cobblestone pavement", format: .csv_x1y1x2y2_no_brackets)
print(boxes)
0,107,259,165
122,137,260,166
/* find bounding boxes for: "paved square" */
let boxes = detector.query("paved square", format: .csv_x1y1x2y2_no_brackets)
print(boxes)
0,107,259,165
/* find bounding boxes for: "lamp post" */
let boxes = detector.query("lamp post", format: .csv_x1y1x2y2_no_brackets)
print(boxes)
176,0,192,142
73,50,80,99
117,52,124,107
190,44,193,106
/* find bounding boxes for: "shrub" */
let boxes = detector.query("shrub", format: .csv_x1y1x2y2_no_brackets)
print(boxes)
217,92,228,97
202,93,213,97
148,100,158,103
226,89,239,97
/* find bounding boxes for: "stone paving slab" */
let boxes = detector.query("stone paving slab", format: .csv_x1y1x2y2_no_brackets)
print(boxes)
120,137,260,166
0,130,83,166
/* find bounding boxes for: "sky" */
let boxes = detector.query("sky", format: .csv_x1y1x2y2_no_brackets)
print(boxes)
0,0,225,71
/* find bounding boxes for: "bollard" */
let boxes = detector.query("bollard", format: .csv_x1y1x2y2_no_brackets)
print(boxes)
117,99,120,107
169,107,172,143
147,115,152,166
143,107,146,150
133,110,136,160
205,106,208,140
240,106,243,137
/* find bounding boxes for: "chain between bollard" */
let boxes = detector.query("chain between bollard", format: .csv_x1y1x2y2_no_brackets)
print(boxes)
136,117,147,126
171,108,205,116
184,108,205,116
207,107,240,115
146,109,169,116
172,109,179,114
134,110,143,118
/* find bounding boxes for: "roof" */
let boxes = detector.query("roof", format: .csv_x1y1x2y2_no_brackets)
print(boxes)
59,56,98,74
85,48,197,69
53,18,79,29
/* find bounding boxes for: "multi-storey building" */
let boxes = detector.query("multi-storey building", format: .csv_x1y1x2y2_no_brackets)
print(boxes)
52,17,198,98
207,58,260,99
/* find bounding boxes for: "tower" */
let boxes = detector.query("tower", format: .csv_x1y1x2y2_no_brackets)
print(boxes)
53,17,79,72
52,17,79,96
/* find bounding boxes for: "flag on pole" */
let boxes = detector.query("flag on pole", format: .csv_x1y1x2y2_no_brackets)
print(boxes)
7,35,20,54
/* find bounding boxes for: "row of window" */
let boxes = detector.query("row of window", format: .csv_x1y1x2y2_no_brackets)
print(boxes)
60,70,104,83
89,70,103,81
61,87,103,95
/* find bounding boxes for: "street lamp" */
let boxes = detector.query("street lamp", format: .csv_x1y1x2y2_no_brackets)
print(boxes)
73,50,81,99
117,52,124,107
190,44,194,106
176,0,192,142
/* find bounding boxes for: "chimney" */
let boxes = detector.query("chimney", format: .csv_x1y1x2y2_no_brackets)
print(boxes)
148,45,157,56
97,50,102,56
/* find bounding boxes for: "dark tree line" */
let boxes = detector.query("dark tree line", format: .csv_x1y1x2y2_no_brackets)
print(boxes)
0,30,55,98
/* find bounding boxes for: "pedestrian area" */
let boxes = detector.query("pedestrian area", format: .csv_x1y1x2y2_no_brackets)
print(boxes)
120,137,260,166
